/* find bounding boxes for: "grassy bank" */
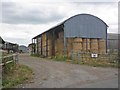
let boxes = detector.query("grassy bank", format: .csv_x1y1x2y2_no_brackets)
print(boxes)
51,55,118,68
30,53,118,68
2,62,33,88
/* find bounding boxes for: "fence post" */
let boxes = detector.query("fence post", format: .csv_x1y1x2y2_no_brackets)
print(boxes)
78,52,80,62
15,54,18,64
71,50,73,60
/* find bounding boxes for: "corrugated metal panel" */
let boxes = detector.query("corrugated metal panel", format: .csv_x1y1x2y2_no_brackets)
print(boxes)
107,33,119,39
64,14,107,39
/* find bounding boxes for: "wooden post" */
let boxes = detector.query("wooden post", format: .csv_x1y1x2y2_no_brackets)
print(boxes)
86,38,88,52
32,39,34,54
41,36,42,56
34,39,35,54
52,30,55,56
46,33,48,57
64,37,67,55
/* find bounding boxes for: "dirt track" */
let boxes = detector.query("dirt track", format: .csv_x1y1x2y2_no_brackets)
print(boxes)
17,54,118,88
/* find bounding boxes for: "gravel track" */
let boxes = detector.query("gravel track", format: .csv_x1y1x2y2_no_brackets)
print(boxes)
17,54,118,88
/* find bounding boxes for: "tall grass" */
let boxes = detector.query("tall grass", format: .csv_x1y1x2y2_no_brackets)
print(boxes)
2,62,33,88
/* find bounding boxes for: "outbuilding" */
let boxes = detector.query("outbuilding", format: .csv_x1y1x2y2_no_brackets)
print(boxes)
0,36,5,49
32,14,108,57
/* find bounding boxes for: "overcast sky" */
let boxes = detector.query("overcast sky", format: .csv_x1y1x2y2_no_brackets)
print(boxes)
0,0,119,46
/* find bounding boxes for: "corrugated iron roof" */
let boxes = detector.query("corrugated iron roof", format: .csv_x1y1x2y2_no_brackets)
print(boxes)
33,13,108,39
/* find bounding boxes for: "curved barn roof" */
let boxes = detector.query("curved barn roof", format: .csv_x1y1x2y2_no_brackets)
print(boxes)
64,13,108,27
33,13,108,39
64,14,108,38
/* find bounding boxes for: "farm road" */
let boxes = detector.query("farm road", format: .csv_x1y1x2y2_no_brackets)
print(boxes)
17,54,118,88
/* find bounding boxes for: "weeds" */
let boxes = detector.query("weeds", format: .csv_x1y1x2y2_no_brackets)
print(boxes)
2,62,33,88
52,55,68,62
31,53,118,68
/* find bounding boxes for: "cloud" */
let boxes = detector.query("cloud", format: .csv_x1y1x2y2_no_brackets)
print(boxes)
2,2,65,24
1,1,118,46
3,0,119,3
118,1,120,34
64,2,118,34
1,22,60,45
3,37,29,46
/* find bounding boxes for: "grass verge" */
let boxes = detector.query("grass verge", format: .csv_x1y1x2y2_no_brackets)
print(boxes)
2,62,33,88
31,54,118,68
50,55,118,68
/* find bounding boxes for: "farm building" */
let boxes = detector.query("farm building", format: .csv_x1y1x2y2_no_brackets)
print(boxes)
2,42,19,53
18,45,28,53
0,36,5,49
0,36,19,53
107,33,119,52
28,43,36,54
32,14,108,57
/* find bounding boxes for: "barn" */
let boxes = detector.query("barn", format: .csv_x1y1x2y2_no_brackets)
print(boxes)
3,42,19,53
0,36,5,49
32,14,108,57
